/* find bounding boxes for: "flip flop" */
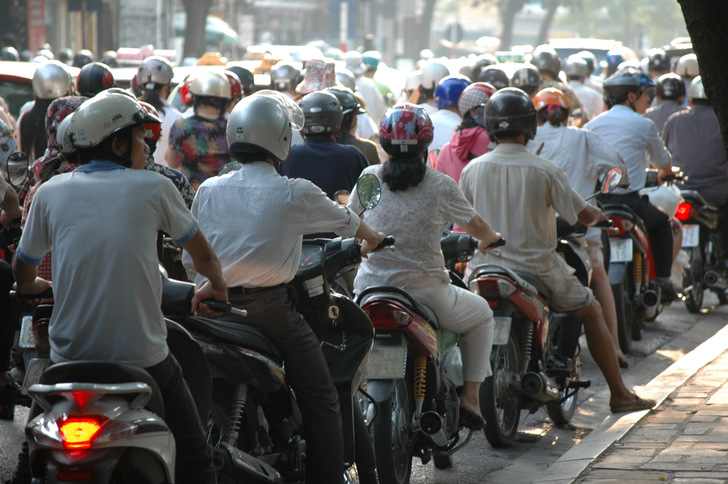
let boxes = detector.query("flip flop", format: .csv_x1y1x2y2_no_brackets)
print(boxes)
459,407,486,430
610,395,656,414
619,358,629,369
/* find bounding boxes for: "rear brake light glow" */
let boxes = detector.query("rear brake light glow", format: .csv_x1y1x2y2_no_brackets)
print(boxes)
363,304,413,329
675,202,695,222
58,417,106,450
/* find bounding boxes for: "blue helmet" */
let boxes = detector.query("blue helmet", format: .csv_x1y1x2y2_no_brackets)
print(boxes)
434,75,471,109
603,67,654,105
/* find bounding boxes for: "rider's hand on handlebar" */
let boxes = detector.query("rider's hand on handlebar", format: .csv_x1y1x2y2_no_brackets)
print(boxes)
13,277,53,296
477,232,504,254
361,230,387,259
657,165,675,185
192,280,228,317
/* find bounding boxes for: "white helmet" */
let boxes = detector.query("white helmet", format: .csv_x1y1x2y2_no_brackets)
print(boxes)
137,55,174,89
688,75,706,100
226,90,304,163
420,61,450,90
56,113,76,154
68,92,160,148
676,53,699,79
32,60,72,99
344,50,364,76
405,70,422,92
188,70,231,99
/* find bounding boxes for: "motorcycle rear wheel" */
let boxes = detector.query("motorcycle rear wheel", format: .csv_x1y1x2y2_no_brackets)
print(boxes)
373,378,413,484
683,246,705,314
612,268,633,354
546,345,581,426
481,329,521,448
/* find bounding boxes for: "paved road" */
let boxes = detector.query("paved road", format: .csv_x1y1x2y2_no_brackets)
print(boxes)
1,293,725,483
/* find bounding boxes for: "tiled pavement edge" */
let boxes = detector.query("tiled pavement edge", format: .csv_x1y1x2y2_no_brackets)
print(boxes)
538,322,728,484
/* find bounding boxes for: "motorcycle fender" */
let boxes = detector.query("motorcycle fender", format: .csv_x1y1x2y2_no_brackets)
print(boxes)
365,379,397,404
608,261,627,286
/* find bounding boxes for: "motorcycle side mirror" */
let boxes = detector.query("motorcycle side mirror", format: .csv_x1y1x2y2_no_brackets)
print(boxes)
6,151,29,191
355,174,382,214
600,167,623,194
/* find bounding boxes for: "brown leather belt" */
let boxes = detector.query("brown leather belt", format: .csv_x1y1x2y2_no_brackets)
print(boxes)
228,284,285,296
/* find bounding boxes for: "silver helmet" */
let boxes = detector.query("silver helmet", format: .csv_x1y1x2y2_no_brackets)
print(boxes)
188,70,231,99
226,90,304,163
32,60,72,99
137,55,174,89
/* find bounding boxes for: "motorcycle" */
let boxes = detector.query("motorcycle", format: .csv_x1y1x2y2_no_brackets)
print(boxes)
355,225,505,482
674,188,728,311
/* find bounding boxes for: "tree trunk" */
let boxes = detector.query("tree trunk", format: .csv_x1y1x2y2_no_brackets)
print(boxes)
536,0,559,46
499,0,527,50
677,0,728,157
182,0,213,60
419,0,437,53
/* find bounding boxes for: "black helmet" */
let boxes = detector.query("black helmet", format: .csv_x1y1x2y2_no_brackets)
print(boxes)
471,53,498,81
225,66,254,95
323,86,365,116
484,87,538,143
510,65,542,94
300,91,343,135
655,73,685,101
72,49,95,68
99,50,118,68
647,48,670,74
530,45,561,77
477,65,509,90
76,62,115,97
0,46,19,61
270,61,301,92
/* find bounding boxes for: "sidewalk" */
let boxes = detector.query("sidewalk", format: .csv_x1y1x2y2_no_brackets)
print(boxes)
539,322,728,484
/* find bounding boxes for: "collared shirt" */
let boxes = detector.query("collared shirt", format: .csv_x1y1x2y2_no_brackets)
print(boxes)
585,105,671,193
18,160,197,367
663,104,728,206
459,143,586,277
568,80,604,121
644,100,687,134
182,162,361,288
430,109,462,152
153,99,183,167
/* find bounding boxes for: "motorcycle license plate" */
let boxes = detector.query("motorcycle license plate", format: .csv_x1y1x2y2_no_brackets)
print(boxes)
682,224,700,248
610,238,633,263
365,346,407,379
19,315,34,349
492,317,512,346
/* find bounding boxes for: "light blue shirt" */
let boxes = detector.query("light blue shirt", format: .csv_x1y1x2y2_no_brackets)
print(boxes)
585,105,671,194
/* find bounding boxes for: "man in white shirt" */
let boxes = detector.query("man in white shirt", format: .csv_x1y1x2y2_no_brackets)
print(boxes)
564,55,604,121
183,92,385,484
585,68,676,300
460,87,655,414
430,75,471,152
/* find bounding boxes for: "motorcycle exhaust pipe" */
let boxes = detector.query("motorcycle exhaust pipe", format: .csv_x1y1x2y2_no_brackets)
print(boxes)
704,271,728,290
420,411,448,447
641,290,658,308
521,372,560,402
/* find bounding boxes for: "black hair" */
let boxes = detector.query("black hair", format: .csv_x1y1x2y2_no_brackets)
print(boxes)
418,86,435,101
20,98,54,160
381,155,427,192
139,85,167,116
193,96,228,118
338,112,356,141
456,111,478,131
77,126,135,167
537,106,568,126
230,144,269,164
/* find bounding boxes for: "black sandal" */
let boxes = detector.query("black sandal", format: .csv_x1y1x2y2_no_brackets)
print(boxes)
459,407,486,430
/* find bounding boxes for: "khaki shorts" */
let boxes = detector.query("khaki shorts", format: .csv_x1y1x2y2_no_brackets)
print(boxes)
540,256,594,313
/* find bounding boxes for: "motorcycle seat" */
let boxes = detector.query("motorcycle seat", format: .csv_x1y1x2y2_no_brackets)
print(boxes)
513,271,552,300
39,361,165,417
182,317,283,362
679,189,718,212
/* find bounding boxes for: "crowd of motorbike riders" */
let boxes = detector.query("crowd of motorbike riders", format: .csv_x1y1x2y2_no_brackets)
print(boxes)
0,40,725,483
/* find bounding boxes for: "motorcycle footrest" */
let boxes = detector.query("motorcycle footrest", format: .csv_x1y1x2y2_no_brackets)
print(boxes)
568,379,591,389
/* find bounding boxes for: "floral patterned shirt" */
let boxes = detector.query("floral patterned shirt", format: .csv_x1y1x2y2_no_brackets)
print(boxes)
168,114,229,190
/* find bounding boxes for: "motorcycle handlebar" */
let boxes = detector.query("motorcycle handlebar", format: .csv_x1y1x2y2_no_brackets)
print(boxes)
10,288,55,300
201,299,248,317
374,235,396,252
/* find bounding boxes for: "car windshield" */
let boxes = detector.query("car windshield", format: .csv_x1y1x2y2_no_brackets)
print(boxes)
0,79,34,119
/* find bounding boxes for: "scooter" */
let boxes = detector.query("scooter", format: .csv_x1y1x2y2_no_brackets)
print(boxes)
354,224,505,484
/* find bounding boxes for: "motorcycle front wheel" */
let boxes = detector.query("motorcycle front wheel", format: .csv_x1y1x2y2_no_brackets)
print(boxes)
373,378,414,484
683,246,705,313
481,328,521,448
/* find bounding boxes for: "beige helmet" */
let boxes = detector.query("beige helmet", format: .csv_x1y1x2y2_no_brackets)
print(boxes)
32,60,72,99
68,92,160,148
188,70,232,99
688,75,706,100
420,61,450,90
676,54,699,79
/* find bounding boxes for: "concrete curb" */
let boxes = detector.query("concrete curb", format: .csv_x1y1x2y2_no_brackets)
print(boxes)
538,322,728,484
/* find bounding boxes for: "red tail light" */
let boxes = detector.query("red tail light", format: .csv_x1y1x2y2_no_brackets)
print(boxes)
363,303,413,330
58,416,106,450
607,214,634,236
675,202,695,222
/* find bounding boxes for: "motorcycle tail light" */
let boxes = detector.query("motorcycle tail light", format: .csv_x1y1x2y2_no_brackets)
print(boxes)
476,278,516,298
58,416,106,450
675,202,695,222
364,304,413,329
607,215,633,236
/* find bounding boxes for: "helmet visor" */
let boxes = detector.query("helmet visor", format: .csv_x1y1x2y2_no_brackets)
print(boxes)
256,90,305,131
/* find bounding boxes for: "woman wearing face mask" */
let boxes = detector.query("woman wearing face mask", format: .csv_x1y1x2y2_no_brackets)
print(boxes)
435,82,496,184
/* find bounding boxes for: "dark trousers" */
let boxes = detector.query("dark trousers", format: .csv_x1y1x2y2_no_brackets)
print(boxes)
12,354,215,484
0,259,16,372
222,286,344,484
600,192,674,278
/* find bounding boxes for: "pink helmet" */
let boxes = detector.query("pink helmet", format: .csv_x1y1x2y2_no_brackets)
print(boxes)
458,82,497,116
379,103,433,158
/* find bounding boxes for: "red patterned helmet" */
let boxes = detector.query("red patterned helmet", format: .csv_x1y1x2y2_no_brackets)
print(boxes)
379,103,433,158
179,79,193,105
225,71,243,100
139,101,162,141
458,82,497,116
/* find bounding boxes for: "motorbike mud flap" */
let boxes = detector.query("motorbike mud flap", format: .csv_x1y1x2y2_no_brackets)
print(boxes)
363,379,397,405
607,260,628,286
